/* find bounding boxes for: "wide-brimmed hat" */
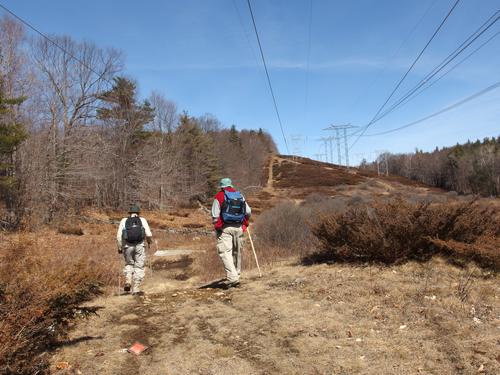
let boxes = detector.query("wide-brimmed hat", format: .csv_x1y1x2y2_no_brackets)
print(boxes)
219,178,233,188
128,204,141,214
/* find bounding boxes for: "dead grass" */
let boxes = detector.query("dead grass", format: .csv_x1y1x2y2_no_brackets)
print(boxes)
0,230,117,374
273,156,365,188
52,257,500,374
57,224,84,236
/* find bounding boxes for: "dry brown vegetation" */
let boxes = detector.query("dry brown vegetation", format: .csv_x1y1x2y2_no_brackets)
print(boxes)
1,154,499,374
0,230,117,374
308,199,500,270
51,259,499,374
273,156,364,189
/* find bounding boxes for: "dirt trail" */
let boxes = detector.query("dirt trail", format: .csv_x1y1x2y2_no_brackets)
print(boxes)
52,258,499,374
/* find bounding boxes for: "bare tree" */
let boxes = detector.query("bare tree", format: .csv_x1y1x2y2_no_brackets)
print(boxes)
29,35,122,217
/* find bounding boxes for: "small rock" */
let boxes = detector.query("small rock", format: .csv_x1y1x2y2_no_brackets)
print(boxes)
314,303,321,307
473,317,482,325
477,364,485,373
359,356,365,360
215,292,225,296
335,345,342,349
399,325,407,330
355,338,362,342
171,293,178,297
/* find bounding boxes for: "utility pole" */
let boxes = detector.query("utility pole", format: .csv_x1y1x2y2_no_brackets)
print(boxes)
323,124,358,167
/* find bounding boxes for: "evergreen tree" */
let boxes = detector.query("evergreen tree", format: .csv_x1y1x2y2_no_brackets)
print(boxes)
229,124,241,146
0,89,26,208
97,77,154,207
176,113,219,198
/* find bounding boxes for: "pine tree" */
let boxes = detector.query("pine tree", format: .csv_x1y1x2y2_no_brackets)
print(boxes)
0,89,26,207
176,113,219,198
97,77,154,207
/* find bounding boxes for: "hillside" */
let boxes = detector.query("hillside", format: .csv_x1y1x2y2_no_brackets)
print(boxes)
38,155,500,375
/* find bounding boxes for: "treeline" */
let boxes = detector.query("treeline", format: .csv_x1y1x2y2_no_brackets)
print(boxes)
360,137,500,196
0,16,275,227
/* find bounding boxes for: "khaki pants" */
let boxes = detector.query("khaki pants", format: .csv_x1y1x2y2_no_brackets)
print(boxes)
123,242,145,292
216,226,244,283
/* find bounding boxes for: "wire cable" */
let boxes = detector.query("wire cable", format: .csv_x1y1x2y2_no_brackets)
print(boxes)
363,79,500,136
372,9,500,124
350,0,461,149
246,0,290,153
350,0,438,110
0,2,112,85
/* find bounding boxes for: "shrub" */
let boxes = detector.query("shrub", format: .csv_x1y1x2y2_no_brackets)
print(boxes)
0,236,115,374
254,201,315,254
57,224,84,236
306,199,499,269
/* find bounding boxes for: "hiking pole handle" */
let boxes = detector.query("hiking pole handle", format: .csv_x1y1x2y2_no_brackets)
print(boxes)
247,228,262,278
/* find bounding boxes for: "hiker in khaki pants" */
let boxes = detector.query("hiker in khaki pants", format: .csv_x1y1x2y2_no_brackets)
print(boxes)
211,178,251,288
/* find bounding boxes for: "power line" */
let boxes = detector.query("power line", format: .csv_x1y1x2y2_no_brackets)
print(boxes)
350,0,438,109
371,9,500,125
231,0,268,89
246,0,290,154
363,79,500,136
350,0,461,149
370,29,500,124
0,2,111,85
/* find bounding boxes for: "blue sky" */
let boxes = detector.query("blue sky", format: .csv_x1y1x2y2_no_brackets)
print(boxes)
2,0,500,164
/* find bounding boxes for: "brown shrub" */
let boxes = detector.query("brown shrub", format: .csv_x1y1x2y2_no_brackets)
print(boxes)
254,201,315,255
183,223,205,229
0,234,117,374
57,224,84,236
273,157,364,188
306,199,499,270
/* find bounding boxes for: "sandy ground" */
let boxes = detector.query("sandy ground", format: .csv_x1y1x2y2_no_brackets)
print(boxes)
51,256,499,375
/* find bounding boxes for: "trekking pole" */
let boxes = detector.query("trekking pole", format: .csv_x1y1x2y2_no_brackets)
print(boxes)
147,241,154,276
117,253,122,296
246,228,262,277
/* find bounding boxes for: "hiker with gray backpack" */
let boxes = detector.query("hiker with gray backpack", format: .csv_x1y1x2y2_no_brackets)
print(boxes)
116,205,153,295
211,178,252,288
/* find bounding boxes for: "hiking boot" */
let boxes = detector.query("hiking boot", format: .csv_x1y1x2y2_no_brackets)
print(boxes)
224,280,240,289
124,283,131,292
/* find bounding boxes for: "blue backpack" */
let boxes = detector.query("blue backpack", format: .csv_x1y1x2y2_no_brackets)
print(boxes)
221,191,246,224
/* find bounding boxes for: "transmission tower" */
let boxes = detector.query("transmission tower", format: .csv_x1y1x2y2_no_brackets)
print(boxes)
290,134,305,159
324,124,358,167
375,150,390,176
317,137,331,163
